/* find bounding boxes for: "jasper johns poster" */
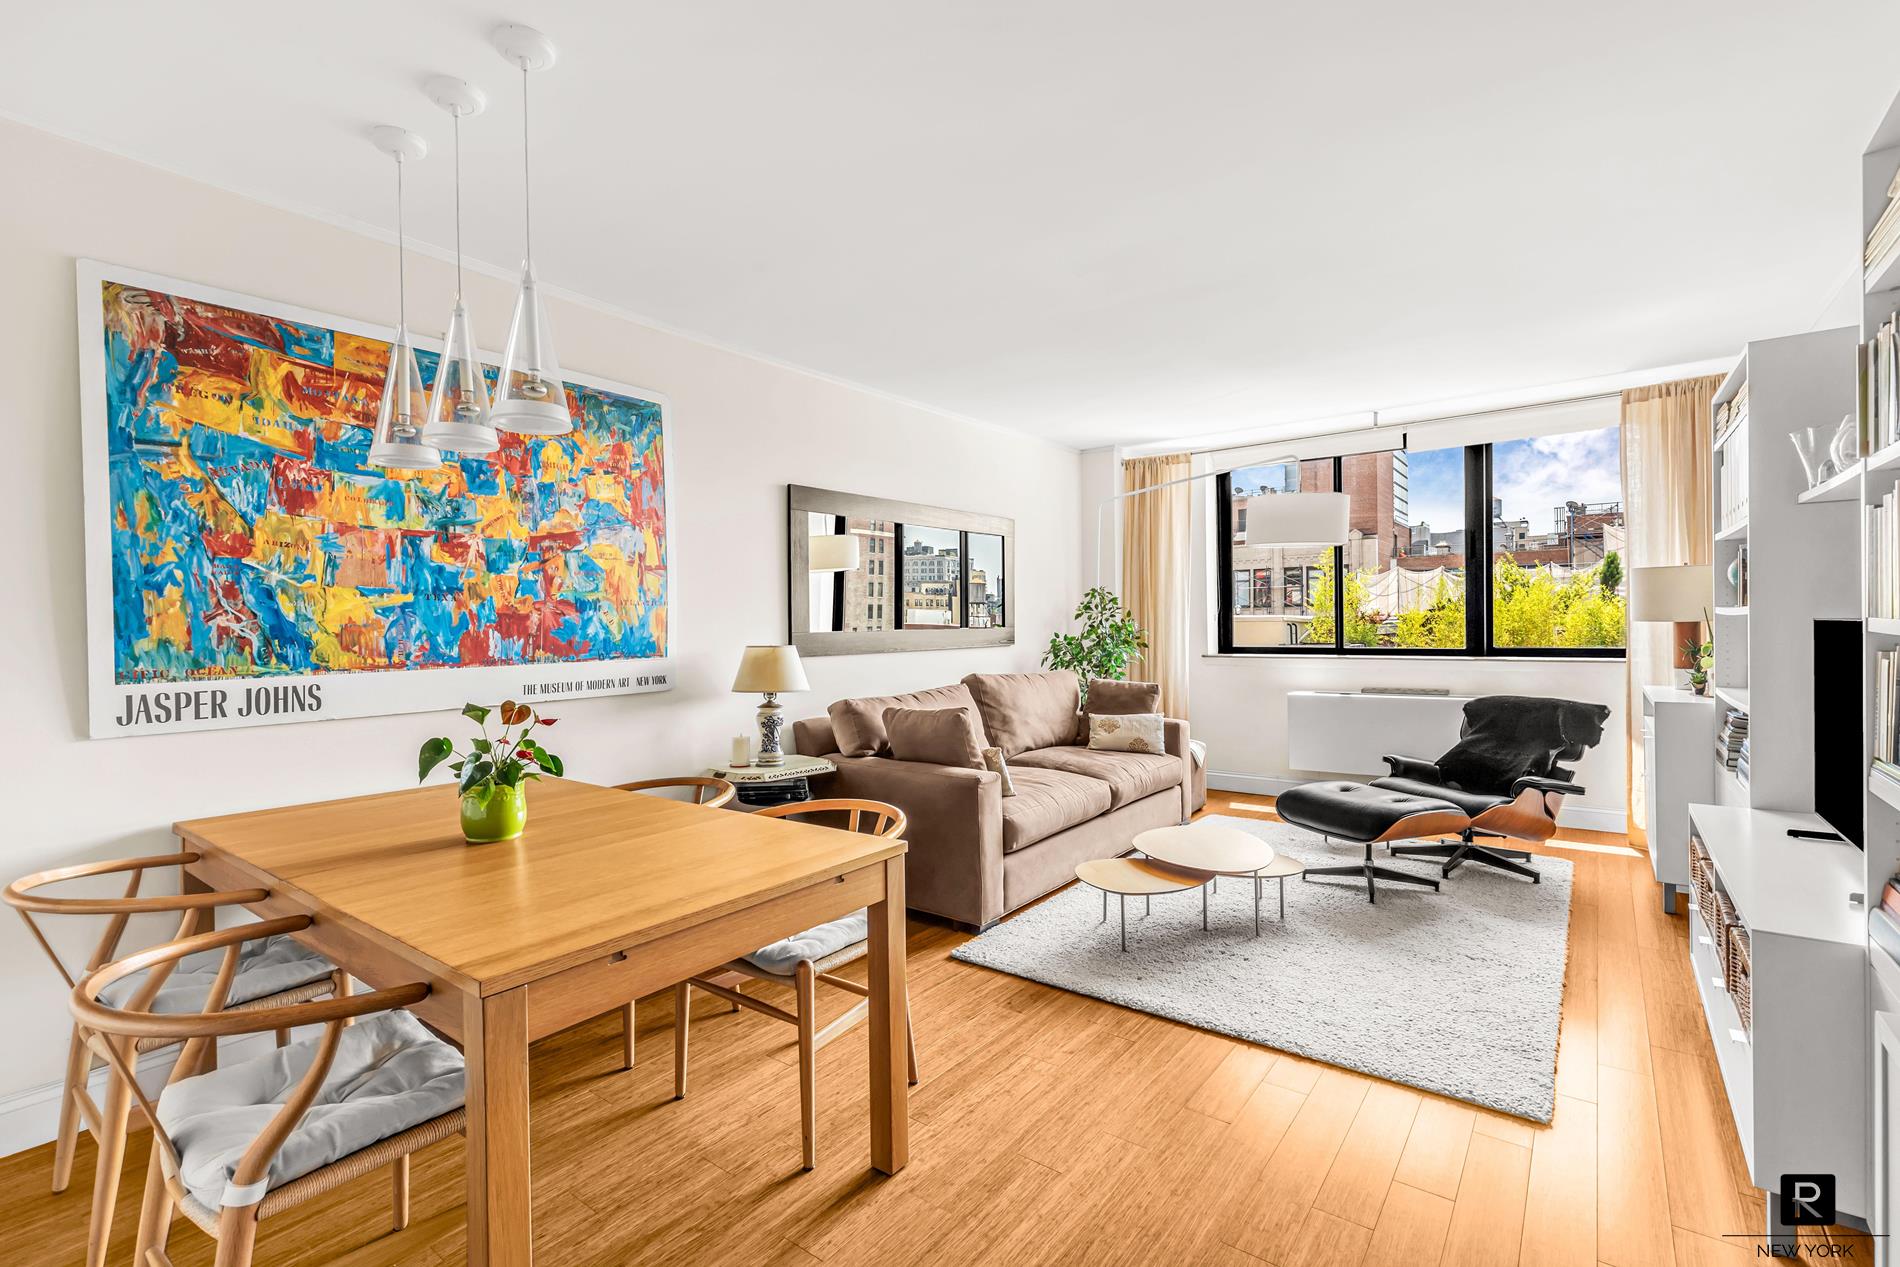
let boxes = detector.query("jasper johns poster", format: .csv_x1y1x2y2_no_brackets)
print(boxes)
77,261,673,737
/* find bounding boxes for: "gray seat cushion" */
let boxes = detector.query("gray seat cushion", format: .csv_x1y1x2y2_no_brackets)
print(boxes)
157,1010,464,1211
1012,746,1181,809
744,910,867,975
1369,776,1510,818
100,934,334,1014
1000,767,1113,852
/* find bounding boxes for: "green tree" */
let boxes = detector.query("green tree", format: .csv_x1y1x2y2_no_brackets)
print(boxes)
1392,573,1467,648
1598,550,1623,597
1305,554,1381,646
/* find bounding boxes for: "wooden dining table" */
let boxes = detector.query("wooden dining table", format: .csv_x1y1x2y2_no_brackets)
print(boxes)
172,778,910,1266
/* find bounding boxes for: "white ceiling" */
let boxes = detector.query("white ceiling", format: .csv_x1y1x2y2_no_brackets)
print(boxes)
5,2,1895,449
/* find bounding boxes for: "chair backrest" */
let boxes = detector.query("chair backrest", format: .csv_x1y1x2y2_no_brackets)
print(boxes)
753,798,907,840
1442,696,1612,792
4,852,269,994
71,915,430,1212
615,776,737,809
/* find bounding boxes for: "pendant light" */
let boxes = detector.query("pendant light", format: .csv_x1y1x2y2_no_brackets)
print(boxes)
366,125,441,471
489,24,570,436
421,76,498,455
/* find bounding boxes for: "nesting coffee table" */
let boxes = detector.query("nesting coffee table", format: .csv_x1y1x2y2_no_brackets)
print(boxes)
1076,824,1305,950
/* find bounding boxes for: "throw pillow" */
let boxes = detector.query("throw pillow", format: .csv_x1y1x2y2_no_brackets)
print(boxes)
981,746,1016,796
828,683,988,757
883,705,986,769
1087,711,1166,755
1077,677,1162,742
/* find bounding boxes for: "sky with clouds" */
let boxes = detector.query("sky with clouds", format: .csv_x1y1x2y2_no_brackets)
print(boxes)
1406,427,1621,536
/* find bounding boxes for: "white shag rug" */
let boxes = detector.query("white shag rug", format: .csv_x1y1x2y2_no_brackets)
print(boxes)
950,814,1574,1121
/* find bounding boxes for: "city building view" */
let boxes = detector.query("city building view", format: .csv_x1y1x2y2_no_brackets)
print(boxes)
807,517,1007,634
1228,429,1628,650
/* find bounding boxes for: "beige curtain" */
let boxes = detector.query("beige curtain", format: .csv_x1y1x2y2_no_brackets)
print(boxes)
1120,453,1192,717
1621,374,1722,842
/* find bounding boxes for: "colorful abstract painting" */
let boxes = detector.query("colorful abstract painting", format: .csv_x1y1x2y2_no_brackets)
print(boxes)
79,263,672,737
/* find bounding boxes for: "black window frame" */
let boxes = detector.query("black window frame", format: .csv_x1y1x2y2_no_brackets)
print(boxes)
1215,443,1625,659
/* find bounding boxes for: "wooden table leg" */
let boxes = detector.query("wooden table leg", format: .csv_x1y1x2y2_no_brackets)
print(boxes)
867,856,909,1174
465,988,532,1266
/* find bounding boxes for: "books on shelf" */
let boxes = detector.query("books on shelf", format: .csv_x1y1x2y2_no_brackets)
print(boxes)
1736,736,1750,786
1714,380,1749,449
1716,708,1749,772
1864,312,1900,455
1878,652,1900,766
1873,493,1900,619
1868,170,1900,272
1875,901,1900,966
1717,412,1749,533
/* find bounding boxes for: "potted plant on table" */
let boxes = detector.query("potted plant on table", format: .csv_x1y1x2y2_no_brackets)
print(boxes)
1682,637,1714,696
418,701,564,843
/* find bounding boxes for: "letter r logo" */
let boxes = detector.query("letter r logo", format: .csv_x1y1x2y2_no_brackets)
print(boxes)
1776,1174,1835,1226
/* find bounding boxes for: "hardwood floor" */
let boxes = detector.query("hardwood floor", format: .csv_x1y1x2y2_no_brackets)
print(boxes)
0,791,1867,1265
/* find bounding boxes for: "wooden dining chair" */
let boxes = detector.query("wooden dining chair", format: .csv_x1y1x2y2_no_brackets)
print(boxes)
72,914,466,1267
5,853,344,1267
672,798,918,1169
603,775,739,1071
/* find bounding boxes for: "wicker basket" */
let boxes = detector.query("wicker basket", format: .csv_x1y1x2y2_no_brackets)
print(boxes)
1726,924,1752,1033
1689,835,1715,916
1710,892,1742,981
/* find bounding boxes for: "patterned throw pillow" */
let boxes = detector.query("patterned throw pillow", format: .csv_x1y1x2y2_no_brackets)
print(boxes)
981,747,1016,796
1087,712,1165,755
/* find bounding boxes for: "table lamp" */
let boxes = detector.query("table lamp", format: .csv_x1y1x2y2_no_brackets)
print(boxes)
1629,564,1712,681
732,645,810,767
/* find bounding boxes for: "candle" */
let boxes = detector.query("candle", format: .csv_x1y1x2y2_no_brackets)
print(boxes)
730,735,751,767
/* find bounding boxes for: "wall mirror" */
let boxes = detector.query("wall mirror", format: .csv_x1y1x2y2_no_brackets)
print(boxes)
788,485,1014,655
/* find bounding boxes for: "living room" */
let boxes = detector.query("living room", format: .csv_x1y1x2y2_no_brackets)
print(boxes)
1,5,1896,1266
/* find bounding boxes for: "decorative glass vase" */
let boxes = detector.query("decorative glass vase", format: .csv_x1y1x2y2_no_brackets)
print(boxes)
1831,414,1859,473
1789,426,1831,487
460,783,527,844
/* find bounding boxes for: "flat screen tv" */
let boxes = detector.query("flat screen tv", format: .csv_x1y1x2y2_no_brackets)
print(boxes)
1815,618,1863,848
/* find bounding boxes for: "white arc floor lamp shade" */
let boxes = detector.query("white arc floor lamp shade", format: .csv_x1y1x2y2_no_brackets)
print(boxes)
1243,491,1351,547
490,24,571,436
422,76,498,456
366,126,441,472
808,533,861,572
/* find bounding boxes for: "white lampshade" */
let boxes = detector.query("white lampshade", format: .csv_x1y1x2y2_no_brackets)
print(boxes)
732,645,810,694
1244,492,1351,547
809,534,861,573
1629,565,1711,622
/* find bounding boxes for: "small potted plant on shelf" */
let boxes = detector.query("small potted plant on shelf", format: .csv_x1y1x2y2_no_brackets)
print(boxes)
418,701,564,843
1683,637,1714,696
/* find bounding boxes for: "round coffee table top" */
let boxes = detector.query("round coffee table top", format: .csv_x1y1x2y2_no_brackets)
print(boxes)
1255,854,1305,879
1075,857,1204,896
1135,824,1277,876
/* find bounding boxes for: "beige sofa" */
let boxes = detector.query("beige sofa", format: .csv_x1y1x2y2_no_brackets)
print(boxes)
790,670,1192,929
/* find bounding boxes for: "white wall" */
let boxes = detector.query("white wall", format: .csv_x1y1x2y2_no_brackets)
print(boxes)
0,121,1081,1128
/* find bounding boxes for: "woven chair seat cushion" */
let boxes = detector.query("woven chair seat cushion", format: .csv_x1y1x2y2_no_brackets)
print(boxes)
743,910,868,975
157,1010,465,1211
100,934,334,1014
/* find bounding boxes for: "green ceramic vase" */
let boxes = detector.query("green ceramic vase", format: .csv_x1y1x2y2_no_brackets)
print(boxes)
461,783,527,844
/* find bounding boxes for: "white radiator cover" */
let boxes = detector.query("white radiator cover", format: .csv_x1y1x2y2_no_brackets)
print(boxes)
1286,690,1473,776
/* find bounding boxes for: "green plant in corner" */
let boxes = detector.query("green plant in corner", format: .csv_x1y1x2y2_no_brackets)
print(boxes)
419,701,565,843
1042,587,1148,703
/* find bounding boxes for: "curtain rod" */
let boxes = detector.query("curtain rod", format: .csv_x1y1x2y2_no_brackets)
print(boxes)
1176,390,1621,460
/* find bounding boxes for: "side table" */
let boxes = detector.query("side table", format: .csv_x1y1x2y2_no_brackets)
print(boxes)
708,754,837,808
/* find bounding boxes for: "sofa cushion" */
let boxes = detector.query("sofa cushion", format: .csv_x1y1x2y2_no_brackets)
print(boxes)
1000,766,1112,853
1074,677,1163,742
884,705,985,769
829,683,989,757
1087,712,1166,755
962,670,1080,757
1013,745,1183,810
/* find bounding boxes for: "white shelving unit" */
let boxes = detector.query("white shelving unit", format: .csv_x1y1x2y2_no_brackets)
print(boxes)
1643,685,1718,910
1687,806,1868,1223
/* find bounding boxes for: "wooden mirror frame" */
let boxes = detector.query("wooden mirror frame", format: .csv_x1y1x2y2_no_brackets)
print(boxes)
788,484,1014,657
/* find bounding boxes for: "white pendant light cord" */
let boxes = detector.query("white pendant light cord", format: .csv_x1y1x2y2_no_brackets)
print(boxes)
453,110,465,302
519,64,534,271
394,154,409,330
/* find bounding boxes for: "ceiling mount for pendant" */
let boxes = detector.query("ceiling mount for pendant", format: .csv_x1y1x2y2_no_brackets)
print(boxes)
492,23,558,72
368,125,427,164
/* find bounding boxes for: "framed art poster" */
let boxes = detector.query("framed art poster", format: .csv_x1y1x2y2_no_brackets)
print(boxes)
76,260,674,738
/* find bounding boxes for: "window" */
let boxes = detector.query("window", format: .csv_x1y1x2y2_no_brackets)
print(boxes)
1215,424,1625,656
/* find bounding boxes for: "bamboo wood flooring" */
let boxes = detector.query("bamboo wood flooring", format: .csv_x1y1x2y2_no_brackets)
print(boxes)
0,792,1870,1265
